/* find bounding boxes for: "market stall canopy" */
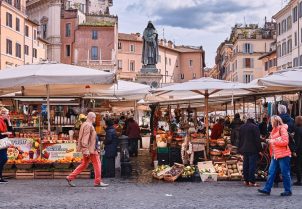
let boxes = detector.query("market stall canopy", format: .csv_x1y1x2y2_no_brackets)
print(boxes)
83,80,151,100
153,78,263,99
252,67,302,90
0,63,115,96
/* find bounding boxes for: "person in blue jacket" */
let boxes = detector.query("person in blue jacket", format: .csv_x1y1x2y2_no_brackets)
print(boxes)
104,119,118,178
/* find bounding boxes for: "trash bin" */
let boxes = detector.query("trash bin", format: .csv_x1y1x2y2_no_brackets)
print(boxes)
119,135,132,177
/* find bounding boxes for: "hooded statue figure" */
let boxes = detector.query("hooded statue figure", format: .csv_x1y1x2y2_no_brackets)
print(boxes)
142,21,159,66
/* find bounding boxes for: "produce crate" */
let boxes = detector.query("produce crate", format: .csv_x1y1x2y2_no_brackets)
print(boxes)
34,163,53,170
78,169,91,179
157,147,169,153
34,170,54,179
3,170,16,179
53,170,72,179
213,162,229,181
15,163,33,170
4,163,15,170
53,163,71,169
163,163,184,182
226,160,242,180
198,161,218,182
16,170,34,179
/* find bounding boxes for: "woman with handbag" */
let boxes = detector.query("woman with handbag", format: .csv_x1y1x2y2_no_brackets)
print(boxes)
0,108,13,184
258,115,292,196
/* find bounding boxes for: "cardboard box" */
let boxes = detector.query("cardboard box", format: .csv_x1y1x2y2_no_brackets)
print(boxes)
198,161,218,182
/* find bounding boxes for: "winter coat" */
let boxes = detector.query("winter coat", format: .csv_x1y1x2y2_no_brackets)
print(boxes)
238,121,262,154
126,121,140,139
269,124,291,159
294,126,302,154
104,126,118,158
279,114,295,133
210,123,223,139
258,121,268,137
230,118,244,145
0,118,12,140
77,122,97,155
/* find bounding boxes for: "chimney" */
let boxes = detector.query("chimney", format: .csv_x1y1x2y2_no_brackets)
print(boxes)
168,40,173,48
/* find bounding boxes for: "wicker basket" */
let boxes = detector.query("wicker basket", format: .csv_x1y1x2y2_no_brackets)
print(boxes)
152,172,164,180
15,163,33,170
163,164,184,182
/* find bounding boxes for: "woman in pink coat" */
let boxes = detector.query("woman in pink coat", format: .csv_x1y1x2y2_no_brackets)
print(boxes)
258,115,292,196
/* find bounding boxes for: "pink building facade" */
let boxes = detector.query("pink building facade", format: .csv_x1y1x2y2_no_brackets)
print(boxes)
117,33,205,84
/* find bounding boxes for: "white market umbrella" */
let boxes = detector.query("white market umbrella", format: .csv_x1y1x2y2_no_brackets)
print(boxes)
0,63,115,130
153,77,263,153
255,67,302,89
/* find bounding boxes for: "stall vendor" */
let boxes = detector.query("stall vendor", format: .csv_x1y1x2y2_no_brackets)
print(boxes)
210,118,224,139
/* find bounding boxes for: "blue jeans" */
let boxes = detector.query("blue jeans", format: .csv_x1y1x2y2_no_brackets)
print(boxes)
243,153,258,183
263,157,292,193
0,148,8,178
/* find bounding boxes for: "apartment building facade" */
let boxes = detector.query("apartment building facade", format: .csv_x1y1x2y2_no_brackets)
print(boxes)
117,33,205,84
258,41,277,74
26,0,116,71
0,0,47,69
60,10,117,71
215,22,276,83
273,0,302,70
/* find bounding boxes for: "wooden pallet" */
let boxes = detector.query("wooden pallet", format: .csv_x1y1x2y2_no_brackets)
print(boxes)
3,170,16,179
16,170,34,179
53,170,72,179
34,170,54,179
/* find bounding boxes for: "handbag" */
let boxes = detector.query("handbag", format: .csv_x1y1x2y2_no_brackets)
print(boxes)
0,137,12,150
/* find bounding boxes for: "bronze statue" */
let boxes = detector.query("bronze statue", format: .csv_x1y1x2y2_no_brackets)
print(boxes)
142,21,159,67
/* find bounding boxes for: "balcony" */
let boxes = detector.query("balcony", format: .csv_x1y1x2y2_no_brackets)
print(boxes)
76,60,115,71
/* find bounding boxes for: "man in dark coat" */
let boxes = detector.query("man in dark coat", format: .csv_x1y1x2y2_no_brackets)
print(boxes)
258,117,269,138
126,118,140,157
294,116,302,186
230,113,244,146
239,117,262,186
104,119,118,178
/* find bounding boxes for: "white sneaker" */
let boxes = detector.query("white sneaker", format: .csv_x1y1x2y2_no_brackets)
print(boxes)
95,182,109,187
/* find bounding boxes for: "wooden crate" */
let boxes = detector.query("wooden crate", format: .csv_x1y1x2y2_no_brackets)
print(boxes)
53,170,72,179
34,170,54,179
78,169,91,179
3,170,16,179
16,170,34,179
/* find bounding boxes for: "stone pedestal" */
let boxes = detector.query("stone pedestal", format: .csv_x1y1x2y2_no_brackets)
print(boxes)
136,71,163,88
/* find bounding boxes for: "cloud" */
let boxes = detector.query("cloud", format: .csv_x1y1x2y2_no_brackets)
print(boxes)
127,0,264,31
112,0,281,66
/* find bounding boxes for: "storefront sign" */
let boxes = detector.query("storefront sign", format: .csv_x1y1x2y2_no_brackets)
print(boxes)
7,138,38,160
42,142,81,160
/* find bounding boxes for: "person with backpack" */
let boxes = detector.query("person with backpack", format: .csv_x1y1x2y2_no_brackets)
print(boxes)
258,115,292,196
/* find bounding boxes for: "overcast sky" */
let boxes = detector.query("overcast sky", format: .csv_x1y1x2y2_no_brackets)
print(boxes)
111,0,286,68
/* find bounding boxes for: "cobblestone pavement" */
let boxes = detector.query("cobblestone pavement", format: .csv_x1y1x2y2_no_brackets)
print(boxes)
1,150,301,209
1,179,302,209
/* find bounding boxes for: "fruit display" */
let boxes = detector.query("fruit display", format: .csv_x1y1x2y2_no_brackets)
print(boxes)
181,166,195,178
152,165,171,179
226,161,242,179
163,163,184,182
217,138,226,147
214,163,228,178
199,168,212,174
210,149,222,156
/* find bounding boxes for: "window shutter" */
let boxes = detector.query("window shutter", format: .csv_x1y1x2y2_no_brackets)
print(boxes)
251,58,254,68
243,75,246,83
250,44,253,53
243,44,246,54
243,58,246,68
251,74,254,82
